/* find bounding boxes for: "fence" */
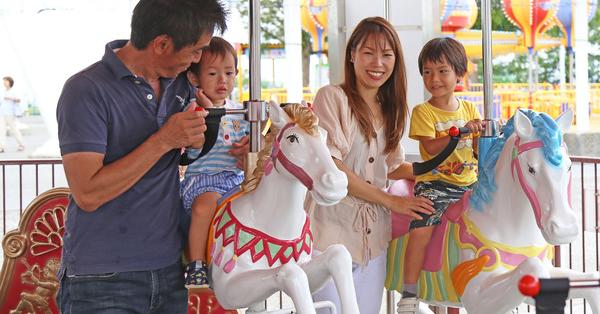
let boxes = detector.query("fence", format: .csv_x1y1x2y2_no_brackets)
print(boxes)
557,156,600,314
459,83,600,122
247,84,600,127
0,159,66,236
0,157,598,313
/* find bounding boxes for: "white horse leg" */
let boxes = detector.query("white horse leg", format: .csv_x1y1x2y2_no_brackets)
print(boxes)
213,268,283,309
213,264,315,314
461,258,549,314
274,263,317,314
301,245,360,314
548,267,600,314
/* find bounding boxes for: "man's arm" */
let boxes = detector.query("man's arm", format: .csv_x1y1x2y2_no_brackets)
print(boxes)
63,109,207,212
3,89,20,103
3,96,20,102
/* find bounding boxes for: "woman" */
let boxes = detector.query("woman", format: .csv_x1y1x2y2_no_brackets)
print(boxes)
308,17,434,314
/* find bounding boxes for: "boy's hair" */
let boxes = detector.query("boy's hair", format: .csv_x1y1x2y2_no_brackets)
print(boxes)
130,0,227,51
2,76,14,88
418,37,467,77
341,16,407,154
188,37,238,74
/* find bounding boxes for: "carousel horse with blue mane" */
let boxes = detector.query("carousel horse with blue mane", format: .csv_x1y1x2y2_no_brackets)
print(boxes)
386,109,600,314
207,102,360,314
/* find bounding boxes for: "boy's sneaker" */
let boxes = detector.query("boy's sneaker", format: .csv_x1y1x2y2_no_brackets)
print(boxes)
184,260,209,288
397,297,434,314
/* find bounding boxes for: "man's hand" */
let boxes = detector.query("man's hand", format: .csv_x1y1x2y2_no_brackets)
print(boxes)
156,105,208,151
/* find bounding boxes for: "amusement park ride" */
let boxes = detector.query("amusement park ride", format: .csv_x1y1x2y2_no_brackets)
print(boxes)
2,1,600,314
206,102,358,314
440,0,597,89
387,109,600,314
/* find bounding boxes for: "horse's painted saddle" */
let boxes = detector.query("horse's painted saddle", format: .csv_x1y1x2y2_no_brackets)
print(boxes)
209,191,313,273
391,183,552,273
391,188,471,272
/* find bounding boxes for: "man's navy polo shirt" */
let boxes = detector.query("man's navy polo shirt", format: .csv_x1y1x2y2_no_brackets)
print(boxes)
57,40,192,276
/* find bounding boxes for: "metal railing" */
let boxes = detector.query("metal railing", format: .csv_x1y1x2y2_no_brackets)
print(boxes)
558,156,600,314
0,159,66,235
0,157,598,313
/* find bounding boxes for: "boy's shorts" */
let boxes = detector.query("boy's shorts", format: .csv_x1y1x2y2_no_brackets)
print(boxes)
181,171,244,213
409,180,473,230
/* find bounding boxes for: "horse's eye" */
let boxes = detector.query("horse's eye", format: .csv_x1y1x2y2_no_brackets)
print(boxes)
528,166,536,175
568,164,572,172
287,134,299,143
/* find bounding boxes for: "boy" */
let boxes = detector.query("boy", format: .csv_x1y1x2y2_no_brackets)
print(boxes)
398,37,484,313
181,37,249,288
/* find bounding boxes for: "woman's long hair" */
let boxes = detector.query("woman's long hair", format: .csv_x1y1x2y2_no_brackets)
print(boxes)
340,16,407,154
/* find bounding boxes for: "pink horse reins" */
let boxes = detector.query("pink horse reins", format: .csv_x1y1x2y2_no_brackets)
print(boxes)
268,123,314,190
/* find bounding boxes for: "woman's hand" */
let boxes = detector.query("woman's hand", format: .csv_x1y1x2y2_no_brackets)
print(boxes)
385,194,434,220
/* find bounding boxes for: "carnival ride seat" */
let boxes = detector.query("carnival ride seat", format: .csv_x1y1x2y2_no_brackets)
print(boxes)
0,187,238,314
389,179,469,273
0,187,69,314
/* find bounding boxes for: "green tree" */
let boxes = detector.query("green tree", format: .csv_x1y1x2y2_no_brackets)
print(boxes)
588,5,600,82
472,0,518,32
471,0,600,84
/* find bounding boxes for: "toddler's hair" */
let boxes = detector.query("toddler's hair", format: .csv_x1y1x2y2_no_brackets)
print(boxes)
189,36,238,74
418,37,467,77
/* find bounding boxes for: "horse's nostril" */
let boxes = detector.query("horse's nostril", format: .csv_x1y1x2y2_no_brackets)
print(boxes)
321,172,347,187
550,221,560,232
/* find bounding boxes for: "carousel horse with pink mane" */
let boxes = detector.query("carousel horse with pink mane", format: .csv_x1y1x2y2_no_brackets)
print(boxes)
386,109,600,314
208,102,360,314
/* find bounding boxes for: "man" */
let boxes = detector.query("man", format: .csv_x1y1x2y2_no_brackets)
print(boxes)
56,0,227,312
0,76,25,152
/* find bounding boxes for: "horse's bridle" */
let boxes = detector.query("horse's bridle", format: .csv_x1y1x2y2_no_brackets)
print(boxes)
268,123,314,190
510,137,570,229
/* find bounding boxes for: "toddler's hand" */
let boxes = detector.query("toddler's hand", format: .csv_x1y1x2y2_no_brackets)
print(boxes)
196,89,215,108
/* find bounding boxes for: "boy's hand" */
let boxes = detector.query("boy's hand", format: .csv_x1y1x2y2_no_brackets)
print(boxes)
231,135,250,169
196,89,215,108
464,119,484,135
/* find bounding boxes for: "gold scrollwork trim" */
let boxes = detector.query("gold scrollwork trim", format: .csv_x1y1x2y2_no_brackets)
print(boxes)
0,187,70,308
3,234,27,258
29,205,66,256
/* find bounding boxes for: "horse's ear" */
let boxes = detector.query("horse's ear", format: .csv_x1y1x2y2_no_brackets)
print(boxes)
555,109,573,133
514,109,535,140
268,100,290,128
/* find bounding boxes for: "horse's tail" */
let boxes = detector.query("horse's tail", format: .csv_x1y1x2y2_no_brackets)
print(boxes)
451,255,489,296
